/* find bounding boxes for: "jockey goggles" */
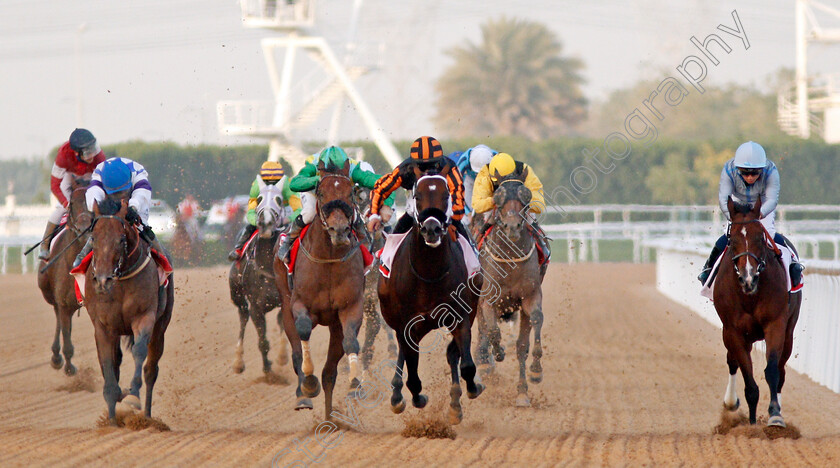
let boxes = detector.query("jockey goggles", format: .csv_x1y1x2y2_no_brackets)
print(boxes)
78,142,101,162
738,168,761,177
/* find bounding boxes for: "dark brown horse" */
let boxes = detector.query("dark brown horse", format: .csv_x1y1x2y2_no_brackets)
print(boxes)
230,182,289,374
170,211,203,266
37,177,92,376
475,175,544,407
379,171,484,425
86,198,174,425
273,160,366,418
714,197,802,427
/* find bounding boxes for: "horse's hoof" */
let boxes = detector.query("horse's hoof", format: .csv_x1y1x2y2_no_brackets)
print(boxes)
448,405,463,426
515,393,531,408
232,360,245,374
122,395,142,411
64,364,77,377
528,370,543,384
412,394,428,409
347,378,361,398
294,398,314,411
50,354,64,370
302,375,321,398
467,383,485,400
493,347,505,362
723,397,740,412
391,398,406,414
768,415,786,427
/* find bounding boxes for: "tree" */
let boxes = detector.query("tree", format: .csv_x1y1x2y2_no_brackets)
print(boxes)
434,16,587,139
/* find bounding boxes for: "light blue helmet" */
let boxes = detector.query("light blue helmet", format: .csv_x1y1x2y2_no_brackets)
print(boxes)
101,159,132,194
733,141,767,169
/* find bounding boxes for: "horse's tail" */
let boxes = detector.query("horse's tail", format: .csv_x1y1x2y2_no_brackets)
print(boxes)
122,335,134,353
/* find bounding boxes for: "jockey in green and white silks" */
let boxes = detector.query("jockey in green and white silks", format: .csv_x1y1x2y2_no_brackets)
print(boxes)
698,141,804,286
276,146,395,264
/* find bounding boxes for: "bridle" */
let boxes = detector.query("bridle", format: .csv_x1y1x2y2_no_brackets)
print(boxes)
91,215,147,281
315,173,357,228
411,174,452,227
67,187,93,236
727,218,779,279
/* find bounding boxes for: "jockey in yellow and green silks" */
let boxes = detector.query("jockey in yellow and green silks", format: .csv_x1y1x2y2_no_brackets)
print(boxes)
276,146,395,264
227,161,301,261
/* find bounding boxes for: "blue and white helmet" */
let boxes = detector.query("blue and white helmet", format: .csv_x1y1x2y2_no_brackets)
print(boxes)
733,141,767,169
101,158,132,194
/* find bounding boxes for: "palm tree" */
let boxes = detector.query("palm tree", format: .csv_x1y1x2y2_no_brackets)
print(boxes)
435,16,587,139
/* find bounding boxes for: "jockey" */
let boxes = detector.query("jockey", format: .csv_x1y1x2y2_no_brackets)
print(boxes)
73,157,162,267
177,194,201,239
456,144,497,224
276,146,395,263
39,128,106,260
697,141,805,286
472,152,551,263
366,135,472,243
227,161,300,261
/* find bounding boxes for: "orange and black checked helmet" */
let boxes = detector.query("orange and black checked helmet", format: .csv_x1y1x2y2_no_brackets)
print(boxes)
409,136,444,161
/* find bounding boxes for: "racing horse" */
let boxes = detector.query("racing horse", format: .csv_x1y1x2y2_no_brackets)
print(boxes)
85,198,174,425
352,186,398,370
170,211,203,266
714,197,802,427
273,159,366,418
475,173,545,407
37,176,92,376
229,183,289,374
379,171,484,425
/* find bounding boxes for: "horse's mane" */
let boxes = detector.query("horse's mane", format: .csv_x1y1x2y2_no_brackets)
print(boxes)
732,199,753,216
97,198,122,216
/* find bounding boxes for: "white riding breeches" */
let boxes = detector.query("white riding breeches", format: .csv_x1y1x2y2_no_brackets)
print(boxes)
300,191,316,224
48,204,67,224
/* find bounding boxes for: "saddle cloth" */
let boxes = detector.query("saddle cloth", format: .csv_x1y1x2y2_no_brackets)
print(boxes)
376,231,481,279
286,224,373,274
234,229,260,261
700,244,803,301
70,249,173,305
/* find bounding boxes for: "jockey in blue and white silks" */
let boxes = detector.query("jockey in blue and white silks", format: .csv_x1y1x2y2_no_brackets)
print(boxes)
698,141,804,286
86,158,152,224
455,144,497,224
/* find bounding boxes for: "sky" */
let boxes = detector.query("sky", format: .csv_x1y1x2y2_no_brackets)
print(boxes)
0,0,836,161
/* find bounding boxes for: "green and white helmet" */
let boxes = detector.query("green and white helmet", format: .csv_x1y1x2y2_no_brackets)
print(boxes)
318,146,349,170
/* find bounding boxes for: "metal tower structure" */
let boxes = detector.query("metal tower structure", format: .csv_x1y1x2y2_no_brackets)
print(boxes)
217,0,402,171
778,0,840,142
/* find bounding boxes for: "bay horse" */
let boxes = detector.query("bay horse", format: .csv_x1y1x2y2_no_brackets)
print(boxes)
37,176,92,376
352,186,398,370
475,174,544,407
170,211,203,266
273,160,366,418
86,198,174,425
229,183,289,374
379,171,484,425
714,197,802,427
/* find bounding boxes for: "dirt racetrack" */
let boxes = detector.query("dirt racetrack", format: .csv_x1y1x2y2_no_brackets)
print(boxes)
2,263,840,467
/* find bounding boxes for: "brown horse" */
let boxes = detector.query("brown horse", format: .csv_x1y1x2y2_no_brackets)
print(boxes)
170,211,203,266
273,160,366,418
379,171,484,425
86,198,174,425
230,182,289,374
475,175,544,407
37,177,93,376
714,197,802,427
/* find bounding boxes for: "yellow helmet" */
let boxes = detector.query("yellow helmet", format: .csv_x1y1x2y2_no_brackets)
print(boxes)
260,161,284,181
489,153,516,180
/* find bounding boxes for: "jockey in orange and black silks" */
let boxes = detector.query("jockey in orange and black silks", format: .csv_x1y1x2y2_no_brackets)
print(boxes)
698,141,804,286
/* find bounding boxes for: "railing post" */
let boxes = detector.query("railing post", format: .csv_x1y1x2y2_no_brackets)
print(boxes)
20,244,26,274
1,245,6,275
567,233,575,265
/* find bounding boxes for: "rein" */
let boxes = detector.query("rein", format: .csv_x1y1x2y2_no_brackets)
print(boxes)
93,215,149,281
316,173,357,228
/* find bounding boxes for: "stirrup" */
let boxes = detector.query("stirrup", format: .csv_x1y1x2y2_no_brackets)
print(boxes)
227,250,240,262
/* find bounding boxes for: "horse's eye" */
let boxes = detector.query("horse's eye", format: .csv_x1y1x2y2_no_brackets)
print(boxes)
257,196,263,204
275,196,282,206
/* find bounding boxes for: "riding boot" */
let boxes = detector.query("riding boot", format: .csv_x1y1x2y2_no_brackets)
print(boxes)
392,213,415,235
38,222,60,261
72,237,93,269
277,216,306,265
228,224,257,261
697,245,724,285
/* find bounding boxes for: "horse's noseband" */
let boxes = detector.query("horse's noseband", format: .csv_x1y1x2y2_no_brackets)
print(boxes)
729,219,769,279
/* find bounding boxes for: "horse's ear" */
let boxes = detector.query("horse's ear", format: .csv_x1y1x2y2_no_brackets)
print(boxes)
492,168,502,181
317,160,326,174
118,199,128,217
341,159,350,176
493,185,506,207
519,166,529,182
412,165,424,180
439,162,451,178
517,184,532,205
93,200,101,216
727,196,735,218
753,197,762,217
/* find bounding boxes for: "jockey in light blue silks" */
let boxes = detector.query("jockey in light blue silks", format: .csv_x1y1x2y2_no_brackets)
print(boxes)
697,141,804,287
455,144,497,226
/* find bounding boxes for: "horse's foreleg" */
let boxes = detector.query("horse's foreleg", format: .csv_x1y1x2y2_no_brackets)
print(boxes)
515,313,533,407
360,298,380,371
233,303,249,374
143,323,166,418
291,302,320,400
50,307,63,370
453,320,484,402
723,351,740,411
383,321,398,360
764,322,788,427
282,307,311,410
524,293,544,384
724,329,759,424
446,340,463,425
323,324,345,421
341,304,363,393
275,310,288,367
390,349,406,414
482,300,504,362
94,327,120,425
475,306,492,370
251,306,272,374
403,341,427,409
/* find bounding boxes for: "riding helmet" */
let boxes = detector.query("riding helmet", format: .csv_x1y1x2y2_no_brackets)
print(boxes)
733,141,767,169
409,136,444,161
69,128,96,153
260,161,284,182
318,146,349,170
100,158,132,194
489,153,516,180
